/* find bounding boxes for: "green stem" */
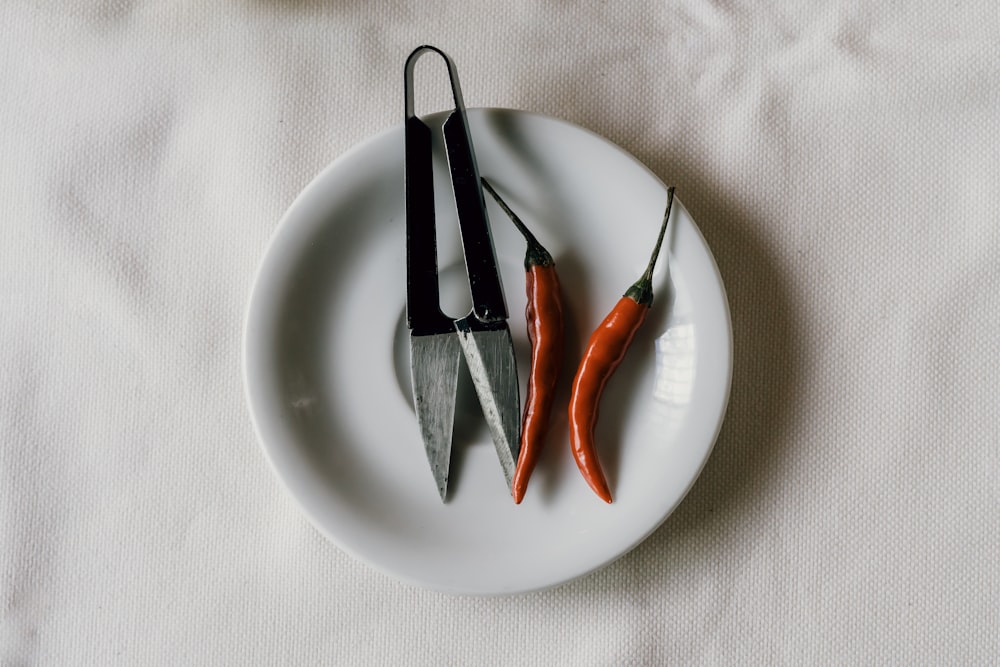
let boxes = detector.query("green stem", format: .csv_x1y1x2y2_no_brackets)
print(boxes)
481,178,554,268
624,186,676,306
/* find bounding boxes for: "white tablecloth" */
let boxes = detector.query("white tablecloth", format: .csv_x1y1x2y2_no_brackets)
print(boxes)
2,2,997,664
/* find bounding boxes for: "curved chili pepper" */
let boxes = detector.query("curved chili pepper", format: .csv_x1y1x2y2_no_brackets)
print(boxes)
481,178,564,504
568,187,676,503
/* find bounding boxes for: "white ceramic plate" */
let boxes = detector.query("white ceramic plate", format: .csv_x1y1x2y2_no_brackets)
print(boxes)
243,108,732,595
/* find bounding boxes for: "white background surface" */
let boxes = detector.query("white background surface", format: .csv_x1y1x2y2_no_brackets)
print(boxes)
2,2,998,664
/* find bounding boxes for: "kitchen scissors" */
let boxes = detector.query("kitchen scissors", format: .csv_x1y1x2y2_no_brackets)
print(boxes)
404,46,520,501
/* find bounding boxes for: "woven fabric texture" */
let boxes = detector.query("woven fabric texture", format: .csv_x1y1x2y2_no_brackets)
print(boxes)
1,2,998,664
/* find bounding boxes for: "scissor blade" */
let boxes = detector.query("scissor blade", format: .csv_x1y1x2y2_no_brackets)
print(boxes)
410,332,462,501
454,319,521,490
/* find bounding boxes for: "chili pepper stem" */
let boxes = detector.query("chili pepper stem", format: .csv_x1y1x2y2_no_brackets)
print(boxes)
623,186,676,306
481,178,554,269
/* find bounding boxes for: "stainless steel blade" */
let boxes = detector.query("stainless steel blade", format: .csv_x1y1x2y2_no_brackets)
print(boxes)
453,319,521,490
410,332,462,500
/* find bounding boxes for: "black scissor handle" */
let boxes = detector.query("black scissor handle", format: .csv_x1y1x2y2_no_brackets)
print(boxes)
404,47,455,335
403,46,508,329
404,45,466,121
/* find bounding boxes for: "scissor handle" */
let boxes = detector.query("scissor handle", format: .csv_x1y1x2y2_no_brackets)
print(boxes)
404,45,465,122
403,45,508,325
404,45,507,322
443,111,507,323
404,47,456,335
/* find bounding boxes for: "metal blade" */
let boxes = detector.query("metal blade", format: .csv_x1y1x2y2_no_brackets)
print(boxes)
453,318,521,490
410,332,462,500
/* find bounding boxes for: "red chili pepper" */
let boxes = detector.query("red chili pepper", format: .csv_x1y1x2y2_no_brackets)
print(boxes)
481,178,564,504
568,187,676,503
